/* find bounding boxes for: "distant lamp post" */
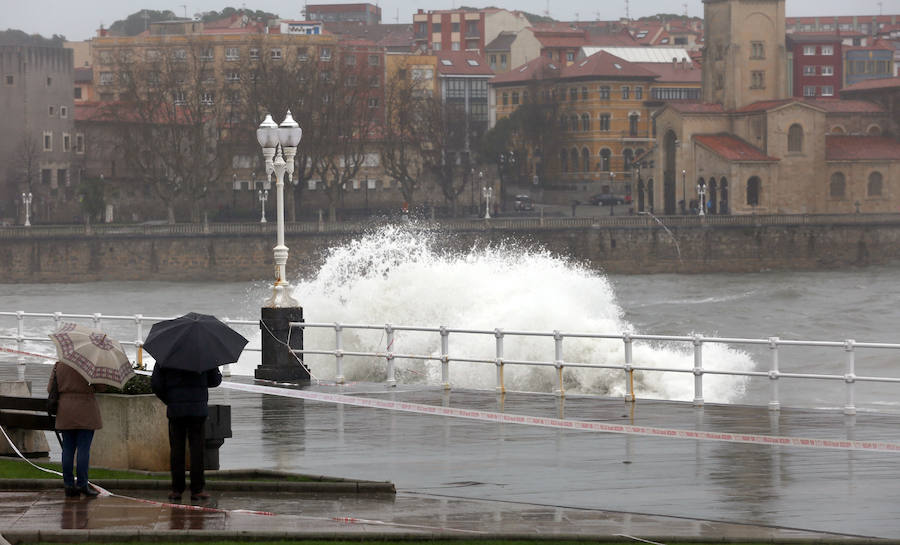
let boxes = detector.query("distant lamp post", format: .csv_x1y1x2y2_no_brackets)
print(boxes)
697,179,706,216
681,169,687,215
609,172,615,216
257,188,269,223
21,192,32,227
255,110,306,382
483,185,493,219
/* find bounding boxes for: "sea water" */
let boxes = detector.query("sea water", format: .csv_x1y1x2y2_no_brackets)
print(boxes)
2,223,899,410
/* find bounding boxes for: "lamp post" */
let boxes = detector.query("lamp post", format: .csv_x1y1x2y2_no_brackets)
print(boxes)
257,188,269,223
483,185,492,219
697,179,706,216
609,172,615,216
255,111,307,382
681,169,686,215
21,192,32,227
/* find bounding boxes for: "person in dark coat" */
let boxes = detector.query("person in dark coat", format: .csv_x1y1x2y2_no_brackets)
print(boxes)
48,362,103,498
151,365,222,501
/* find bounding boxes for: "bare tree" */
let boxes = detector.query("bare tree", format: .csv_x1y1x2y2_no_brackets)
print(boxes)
379,62,430,208
101,40,237,223
4,133,41,221
419,95,471,215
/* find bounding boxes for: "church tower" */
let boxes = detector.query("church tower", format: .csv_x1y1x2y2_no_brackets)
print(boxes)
701,0,788,110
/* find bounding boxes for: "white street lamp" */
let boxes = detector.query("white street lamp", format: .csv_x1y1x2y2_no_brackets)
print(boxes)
21,192,32,227
257,111,302,308
257,188,269,223
697,180,706,216
483,185,493,219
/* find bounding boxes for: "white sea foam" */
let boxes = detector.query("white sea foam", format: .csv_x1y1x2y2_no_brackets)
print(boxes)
232,224,755,403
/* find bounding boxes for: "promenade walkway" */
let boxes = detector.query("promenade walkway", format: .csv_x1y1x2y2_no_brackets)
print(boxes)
2,361,898,540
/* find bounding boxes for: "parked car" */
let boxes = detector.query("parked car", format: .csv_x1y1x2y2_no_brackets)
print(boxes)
589,193,625,206
514,194,534,211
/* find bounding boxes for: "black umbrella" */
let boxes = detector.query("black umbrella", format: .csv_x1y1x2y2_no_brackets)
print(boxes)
143,312,248,372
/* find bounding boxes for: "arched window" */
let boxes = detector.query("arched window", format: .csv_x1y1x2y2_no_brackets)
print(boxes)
629,113,639,136
560,116,567,131
581,113,590,131
560,149,568,173
788,123,803,152
570,114,579,131
830,172,846,199
582,147,590,172
599,148,611,171
830,125,845,135
581,86,588,100
719,178,729,214
623,148,634,170
868,125,882,136
868,171,883,196
570,148,579,172
747,176,761,206
569,87,578,101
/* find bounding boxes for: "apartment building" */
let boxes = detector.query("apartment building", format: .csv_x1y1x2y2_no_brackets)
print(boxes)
412,8,530,56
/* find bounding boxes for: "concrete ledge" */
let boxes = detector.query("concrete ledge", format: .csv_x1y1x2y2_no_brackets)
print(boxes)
0,477,395,495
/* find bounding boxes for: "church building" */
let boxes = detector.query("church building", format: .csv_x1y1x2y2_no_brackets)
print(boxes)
647,0,900,216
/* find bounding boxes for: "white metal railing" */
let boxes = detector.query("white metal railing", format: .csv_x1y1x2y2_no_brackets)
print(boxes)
291,321,900,416
0,311,260,381
4,310,900,415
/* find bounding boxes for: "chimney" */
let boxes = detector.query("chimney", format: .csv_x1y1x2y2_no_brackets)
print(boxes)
681,57,687,70
672,57,677,69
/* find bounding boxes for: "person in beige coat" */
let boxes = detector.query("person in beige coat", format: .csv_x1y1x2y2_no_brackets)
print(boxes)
48,362,103,498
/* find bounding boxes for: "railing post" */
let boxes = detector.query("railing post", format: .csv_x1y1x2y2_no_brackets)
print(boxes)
52,312,62,331
768,336,780,411
440,326,450,390
844,339,856,416
334,323,345,384
92,312,102,330
692,334,704,407
135,314,145,370
623,332,635,403
16,311,25,381
385,324,396,387
553,330,564,398
221,317,231,377
495,328,505,394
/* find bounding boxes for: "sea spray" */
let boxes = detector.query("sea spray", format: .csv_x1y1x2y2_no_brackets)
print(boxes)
233,223,755,402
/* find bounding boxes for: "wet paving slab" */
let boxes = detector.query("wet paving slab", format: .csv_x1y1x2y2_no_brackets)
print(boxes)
3,362,900,539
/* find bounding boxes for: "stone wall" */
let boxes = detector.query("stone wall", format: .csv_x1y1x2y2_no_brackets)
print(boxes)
2,222,899,283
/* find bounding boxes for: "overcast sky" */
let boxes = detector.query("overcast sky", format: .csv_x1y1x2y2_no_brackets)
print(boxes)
6,0,896,42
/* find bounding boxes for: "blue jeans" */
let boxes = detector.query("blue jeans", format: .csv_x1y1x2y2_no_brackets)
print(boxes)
60,429,94,488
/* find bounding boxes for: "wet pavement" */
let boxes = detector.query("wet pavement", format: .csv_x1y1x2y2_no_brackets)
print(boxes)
3,361,900,540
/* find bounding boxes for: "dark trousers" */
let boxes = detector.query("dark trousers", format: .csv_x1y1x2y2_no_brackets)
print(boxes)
168,416,206,494
60,429,94,488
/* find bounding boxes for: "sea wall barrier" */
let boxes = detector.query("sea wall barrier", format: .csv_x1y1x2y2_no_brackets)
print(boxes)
1,213,900,282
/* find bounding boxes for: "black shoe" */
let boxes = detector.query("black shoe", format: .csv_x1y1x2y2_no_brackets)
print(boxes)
64,486,80,498
190,490,210,500
168,491,183,500
79,485,99,498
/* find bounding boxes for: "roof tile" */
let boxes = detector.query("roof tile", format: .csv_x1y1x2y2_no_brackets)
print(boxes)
826,136,900,161
694,133,779,162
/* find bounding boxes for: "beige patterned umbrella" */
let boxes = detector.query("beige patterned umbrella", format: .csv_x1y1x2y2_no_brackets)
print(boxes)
48,323,135,388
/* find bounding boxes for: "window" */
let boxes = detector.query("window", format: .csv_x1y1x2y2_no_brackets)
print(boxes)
868,172,883,197
200,48,214,60
803,46,816,55
502,92,508,105
146,49,160,61
500,54,507,69
344,54,356,65
432,42,441,51
803,85,817,97
368,97,378,108
99,72,114,85
566,52,574,62
225,47,239,61
629,113,639,136
41,169,52,185
432,22,441,32
74,87,82,99
451,42,460,51
623,148,634,170
803,65,816,76
821,65,834,76
173,49,187,61
569,87,577,101
490,54,497,69
297,47,309,61
320,47,332,60
48,105,55,116
308,179,318,190
621,86,630,99
829,172,846,198
173,90,186,105
821,45,834,56
634,86,642,100
369,75,380,87
581,87,588,100
821,85,834,96
5,75,13,85
599,113,610,131
751,41,765,59
581,113,590,131
57,169,67,187
788,124,803,152
452,22,460,32
75,133,84,154
511,92,519,105
43,131,52,152
200,92,214,105
63,133,71,152
249,48,260,60
226,71,240,82
599,149,611,171
60,106,68,118
598,86,610,99
747,176,761,205
270,48,282,61
368,54,379,66
751,71,765,89
582,148,590,172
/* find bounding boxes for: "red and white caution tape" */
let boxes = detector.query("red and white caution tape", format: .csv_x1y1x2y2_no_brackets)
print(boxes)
0,346,56,360
221,380,900,454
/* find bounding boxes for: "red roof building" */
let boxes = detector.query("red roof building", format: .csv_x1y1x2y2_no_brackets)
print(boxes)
694,134,779,162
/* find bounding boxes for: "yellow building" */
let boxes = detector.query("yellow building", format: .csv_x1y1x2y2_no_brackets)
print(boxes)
490,50,700,192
